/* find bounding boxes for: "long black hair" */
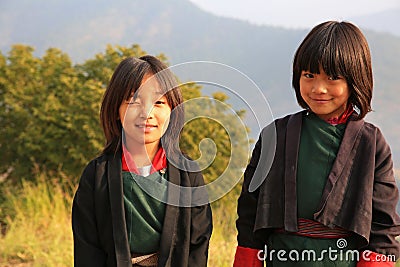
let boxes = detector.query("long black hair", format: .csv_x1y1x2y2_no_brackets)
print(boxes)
100,55,184,156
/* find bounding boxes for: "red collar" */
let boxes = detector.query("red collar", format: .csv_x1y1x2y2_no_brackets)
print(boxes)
122,145,167,174
326,105,354,125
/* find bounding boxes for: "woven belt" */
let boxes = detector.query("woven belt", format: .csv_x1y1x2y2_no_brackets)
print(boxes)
276,218,351,238
131,252,158,267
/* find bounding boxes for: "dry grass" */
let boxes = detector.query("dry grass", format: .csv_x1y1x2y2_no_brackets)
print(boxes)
0,173,239,267
0,175,73,267
208,190,239,267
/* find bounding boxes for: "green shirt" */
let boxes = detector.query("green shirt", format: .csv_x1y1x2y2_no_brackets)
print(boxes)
267,113,356,267
122,170,168,254
297,113,346,219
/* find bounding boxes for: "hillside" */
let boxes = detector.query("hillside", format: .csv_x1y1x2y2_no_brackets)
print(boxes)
351,8,400,37
1,0,400,166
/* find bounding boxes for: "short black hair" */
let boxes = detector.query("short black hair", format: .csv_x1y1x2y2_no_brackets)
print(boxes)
292,21,373,119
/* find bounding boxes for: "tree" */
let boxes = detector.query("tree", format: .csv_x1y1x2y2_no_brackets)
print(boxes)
0,45,104,182
179,85,251,201
0,44,251,190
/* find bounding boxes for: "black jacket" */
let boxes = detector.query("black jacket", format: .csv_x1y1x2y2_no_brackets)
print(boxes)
72,151,213,267
236,111,400,258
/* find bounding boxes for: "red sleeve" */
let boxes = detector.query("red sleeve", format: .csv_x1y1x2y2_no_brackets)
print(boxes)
233,246,264,267
356,251,395,267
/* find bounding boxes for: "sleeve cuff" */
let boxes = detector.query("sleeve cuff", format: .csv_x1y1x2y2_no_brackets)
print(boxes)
233,246,264,267
356,251,395,267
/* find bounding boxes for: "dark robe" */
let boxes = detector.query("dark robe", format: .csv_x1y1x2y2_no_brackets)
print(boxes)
72,151,213,267
236,111,400,259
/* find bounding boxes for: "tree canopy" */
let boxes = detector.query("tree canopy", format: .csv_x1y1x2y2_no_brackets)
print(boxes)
0,44,250,189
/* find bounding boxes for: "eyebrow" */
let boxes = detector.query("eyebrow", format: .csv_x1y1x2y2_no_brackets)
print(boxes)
153,91,166,97
128,91,166,102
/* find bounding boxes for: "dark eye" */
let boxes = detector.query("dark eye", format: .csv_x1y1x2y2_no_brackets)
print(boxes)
155,96,168,105
328,75,341,81
127,97,140,105
303,73,314,78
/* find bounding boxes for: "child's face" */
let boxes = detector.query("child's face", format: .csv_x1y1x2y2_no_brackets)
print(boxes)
119,73,172,149
300,67,350,120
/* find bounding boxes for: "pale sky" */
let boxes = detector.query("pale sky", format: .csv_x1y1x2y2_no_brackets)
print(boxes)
188,0,400,29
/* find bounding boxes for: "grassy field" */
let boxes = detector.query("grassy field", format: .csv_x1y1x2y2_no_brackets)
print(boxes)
0,174,239,267
1,173,400,267
0,175,74,267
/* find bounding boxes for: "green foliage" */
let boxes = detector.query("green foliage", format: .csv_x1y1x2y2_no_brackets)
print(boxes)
0,44,250,189
180,87,250,189
0,45,102,181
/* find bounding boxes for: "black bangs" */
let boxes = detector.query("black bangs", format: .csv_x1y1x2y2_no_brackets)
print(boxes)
297,26,346,78
292,21,373,119
154,68,178,95
138,55,180,103
123,63,150,101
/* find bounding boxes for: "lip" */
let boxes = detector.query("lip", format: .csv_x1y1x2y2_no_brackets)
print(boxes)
135,123,158,133
136,123,157,128
310,98,331,104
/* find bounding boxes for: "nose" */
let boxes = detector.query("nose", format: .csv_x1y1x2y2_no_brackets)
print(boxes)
139,101,154,119
311,80,328,94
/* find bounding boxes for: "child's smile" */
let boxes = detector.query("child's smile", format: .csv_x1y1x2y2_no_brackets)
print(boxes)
300,67,350,120
119,73,171,149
